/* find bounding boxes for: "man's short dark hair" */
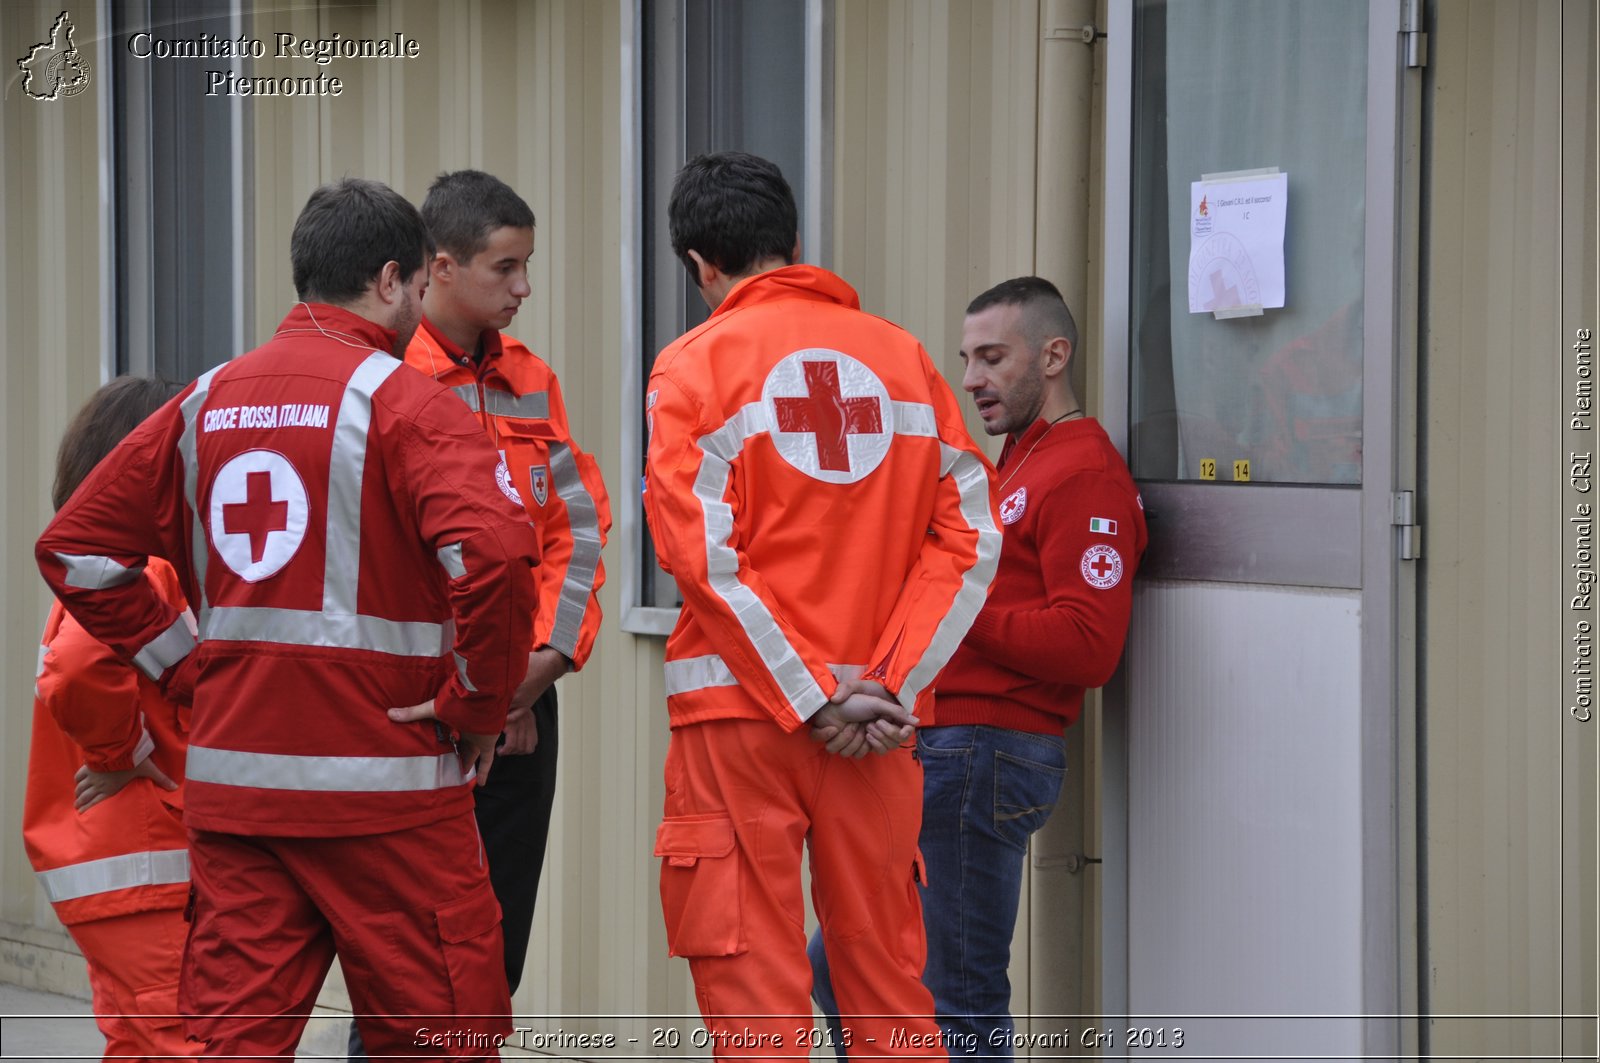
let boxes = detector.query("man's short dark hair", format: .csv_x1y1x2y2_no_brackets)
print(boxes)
290,178,433,304
966,276,1080,354
421,170,537,262
668,152,798,284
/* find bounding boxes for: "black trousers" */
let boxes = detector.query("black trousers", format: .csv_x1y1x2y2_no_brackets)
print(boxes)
347,686,559,1060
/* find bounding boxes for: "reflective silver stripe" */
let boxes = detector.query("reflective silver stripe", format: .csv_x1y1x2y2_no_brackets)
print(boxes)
132,615,196,681
447,385,550,421
179,365,224,621
665,655,864,698
686,394,956,724
694,425,825,724
891,401,939,437
545,442,603,658
54,553,144,590
484,389,549,419
895,443,1003,711
325,353,402,617
36,849,189,903
204,606,448,657
186,745,469,792
131,727,155,766
437,542,467,581
34,641,48,699
453,651,478,693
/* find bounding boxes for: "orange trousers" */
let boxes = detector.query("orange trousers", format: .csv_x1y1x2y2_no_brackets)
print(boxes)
656,719,942,1060
68,906,197,1061
180,812,511,1059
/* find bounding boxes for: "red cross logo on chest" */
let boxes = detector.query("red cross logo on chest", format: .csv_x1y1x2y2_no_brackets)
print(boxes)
223,470,288,563
772,361,884,473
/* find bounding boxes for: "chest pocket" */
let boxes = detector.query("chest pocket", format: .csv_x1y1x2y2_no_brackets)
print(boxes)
495,416,558,510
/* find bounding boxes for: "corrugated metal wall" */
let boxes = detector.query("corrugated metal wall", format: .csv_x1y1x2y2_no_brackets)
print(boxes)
1421,0,1597,1055
0,0,111,996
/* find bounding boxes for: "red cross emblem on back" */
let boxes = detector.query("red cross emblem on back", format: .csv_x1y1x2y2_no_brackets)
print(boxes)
773,361,884,473
223,470,288,564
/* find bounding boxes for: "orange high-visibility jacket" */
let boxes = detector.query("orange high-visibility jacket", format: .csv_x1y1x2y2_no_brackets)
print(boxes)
36,304,538,838
406,320,610,668
24,559,190,925
644,265,1002,732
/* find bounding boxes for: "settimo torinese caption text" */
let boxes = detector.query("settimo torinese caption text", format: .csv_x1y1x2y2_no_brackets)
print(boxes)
126,30,420,97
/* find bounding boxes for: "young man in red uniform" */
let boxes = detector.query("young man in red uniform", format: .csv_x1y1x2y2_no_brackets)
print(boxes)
347,171,609,1059
811,276,1147,1058
644,151,1002,1059
36,178,539,1058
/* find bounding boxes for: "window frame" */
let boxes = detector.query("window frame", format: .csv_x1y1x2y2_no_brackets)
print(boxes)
617,0,833,636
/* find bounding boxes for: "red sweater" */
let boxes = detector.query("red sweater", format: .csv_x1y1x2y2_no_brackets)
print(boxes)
933,416,1146,733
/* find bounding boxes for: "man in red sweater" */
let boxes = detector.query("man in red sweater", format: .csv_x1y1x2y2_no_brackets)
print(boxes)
811,276,1146,1058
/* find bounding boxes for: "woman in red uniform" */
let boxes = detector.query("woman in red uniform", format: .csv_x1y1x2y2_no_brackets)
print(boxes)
23,376,195,1061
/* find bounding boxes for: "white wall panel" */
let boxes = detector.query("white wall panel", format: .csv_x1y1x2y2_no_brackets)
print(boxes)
1126,580,1363,1057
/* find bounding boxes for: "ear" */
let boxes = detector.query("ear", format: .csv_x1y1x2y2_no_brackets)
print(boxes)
428,250,455,284
790,235,802,263
1040,336,1073,379
376,260,405,305
686,249,718,292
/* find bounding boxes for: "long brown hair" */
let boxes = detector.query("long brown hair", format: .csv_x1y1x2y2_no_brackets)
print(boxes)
52,376,182,511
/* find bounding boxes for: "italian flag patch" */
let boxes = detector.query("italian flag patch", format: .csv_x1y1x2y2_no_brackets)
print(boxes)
1089,517,1118,535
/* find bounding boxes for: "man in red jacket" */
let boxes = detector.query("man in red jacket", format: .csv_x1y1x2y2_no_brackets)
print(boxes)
36,178,539,1058
645,152,1001,1058
811,276,1147,1058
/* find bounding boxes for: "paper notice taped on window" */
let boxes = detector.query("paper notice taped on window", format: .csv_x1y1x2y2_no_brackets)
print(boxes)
1187,172,1288,315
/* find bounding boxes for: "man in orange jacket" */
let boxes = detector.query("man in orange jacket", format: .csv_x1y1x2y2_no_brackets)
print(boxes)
644,151,1002,1059
350,172,607,1059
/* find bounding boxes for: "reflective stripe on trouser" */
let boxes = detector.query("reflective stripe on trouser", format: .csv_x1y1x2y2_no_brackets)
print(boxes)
181,813,510,1057
68,907,198,1059
656,719,940,1060
35,849,189,903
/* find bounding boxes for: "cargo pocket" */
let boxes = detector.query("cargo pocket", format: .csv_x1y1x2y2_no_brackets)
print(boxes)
133,979,182,1031
655,814,745,958
435,882,509,1015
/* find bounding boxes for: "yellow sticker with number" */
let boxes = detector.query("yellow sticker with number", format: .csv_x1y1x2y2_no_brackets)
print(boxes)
1199,459,1216,481
1233,459,1251,482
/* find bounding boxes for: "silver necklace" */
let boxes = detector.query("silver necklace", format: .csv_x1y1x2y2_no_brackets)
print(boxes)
998,408,1082,491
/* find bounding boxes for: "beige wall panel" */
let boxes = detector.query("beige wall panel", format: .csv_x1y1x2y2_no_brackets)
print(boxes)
1561,0,1600,1036
1423,0,1596,1055
0,0,109,993
834,0,1040,446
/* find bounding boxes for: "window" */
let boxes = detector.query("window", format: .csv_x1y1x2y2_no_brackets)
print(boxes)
621,0,832,634
111,0,248,382
1129,0,1367,486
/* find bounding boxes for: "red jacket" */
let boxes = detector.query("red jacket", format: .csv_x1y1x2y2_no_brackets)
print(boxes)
934,416,1147,732
24,559,190,924
36,304,539,837
645,265,1002,731
405,318,610,668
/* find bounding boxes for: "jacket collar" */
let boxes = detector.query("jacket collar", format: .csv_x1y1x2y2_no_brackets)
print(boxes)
713,264,862,318
274,303,398,353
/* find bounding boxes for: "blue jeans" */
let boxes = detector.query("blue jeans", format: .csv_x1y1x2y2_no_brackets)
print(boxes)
809,725,1067,1059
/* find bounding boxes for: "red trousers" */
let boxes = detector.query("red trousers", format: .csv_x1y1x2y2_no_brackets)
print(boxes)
68,906,198,1061
656,719,942,1060
180,812,511,1059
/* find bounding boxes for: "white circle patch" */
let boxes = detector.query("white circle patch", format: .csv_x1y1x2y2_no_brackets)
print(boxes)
761,349,891,483
209,450,308,582
1000,487,1028,525
495,453,523,506
1080,543,1124,590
